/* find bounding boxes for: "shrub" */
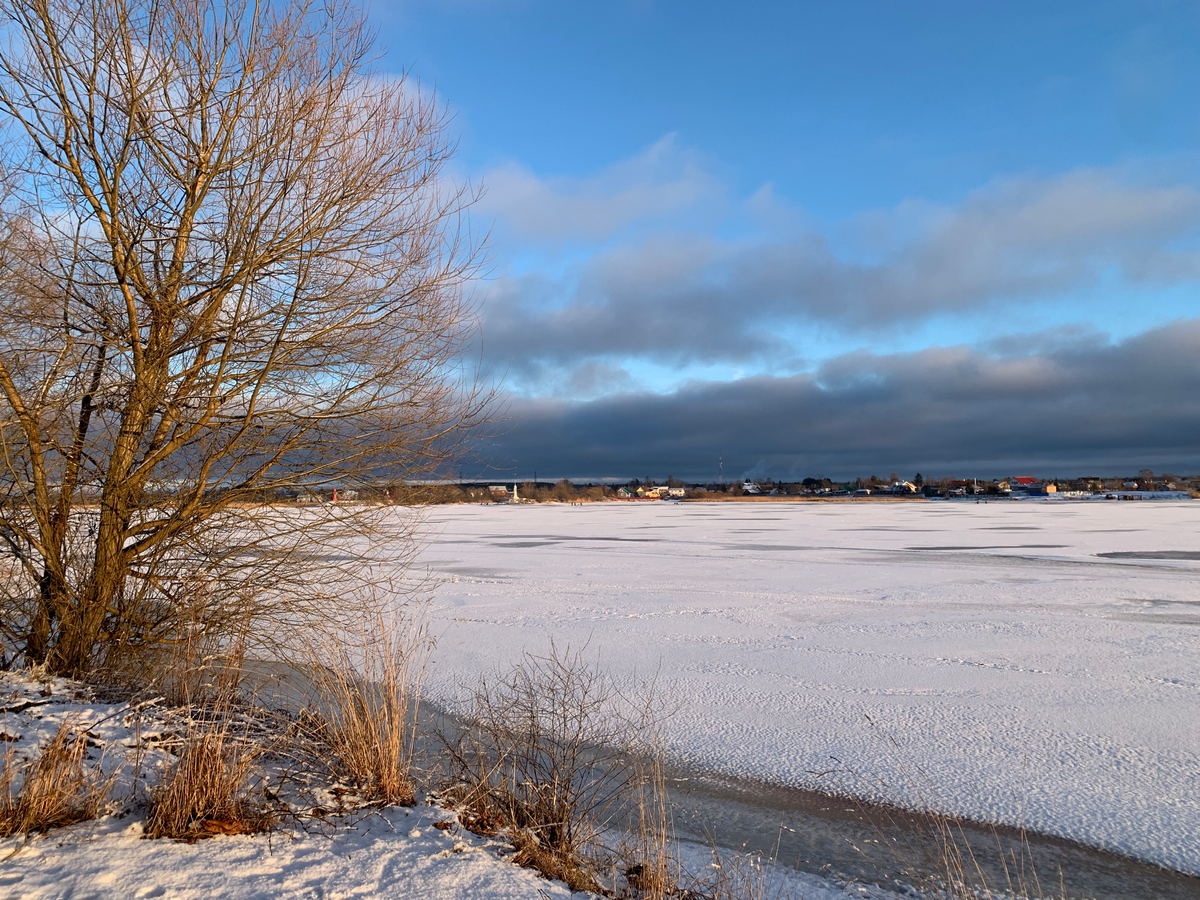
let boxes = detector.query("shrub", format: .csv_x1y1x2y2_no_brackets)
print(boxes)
133,586,251,708
443,643,666,893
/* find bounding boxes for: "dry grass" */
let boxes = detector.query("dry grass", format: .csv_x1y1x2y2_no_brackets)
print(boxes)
910,814,1066,900
132,596,276,842
508,827,602,894
143,703,273,842
303,602,432,807
0,718,111,836
852,714,1069,900
614,749,680,899
688,846,793,900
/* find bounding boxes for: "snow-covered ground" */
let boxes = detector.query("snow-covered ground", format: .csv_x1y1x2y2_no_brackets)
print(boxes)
0,673,881,900
411,499,1200,875
2,803,580,900
0,674,579,900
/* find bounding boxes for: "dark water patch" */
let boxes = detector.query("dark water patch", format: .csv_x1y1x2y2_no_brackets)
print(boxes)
485,534,659,547
713,517,787,521
838,527,941,532
906,544,1068,551
437,566,515,580
1097,550,1200,561
1111,612,1200,627
721,544,815,552
571,535,657,542
1122,598,1200,608
524,534,658,543
869,550,1162,573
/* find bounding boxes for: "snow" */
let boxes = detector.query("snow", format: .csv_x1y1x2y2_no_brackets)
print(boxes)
412,499,1200,875
0,666,879,899
2,808,582,900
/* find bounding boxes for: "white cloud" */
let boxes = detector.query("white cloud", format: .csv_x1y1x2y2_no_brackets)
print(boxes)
472,163,1200,381
475,134,725,243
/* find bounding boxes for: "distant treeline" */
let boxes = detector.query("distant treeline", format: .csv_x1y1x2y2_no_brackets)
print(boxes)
396,481,612,504
228,471,1200,506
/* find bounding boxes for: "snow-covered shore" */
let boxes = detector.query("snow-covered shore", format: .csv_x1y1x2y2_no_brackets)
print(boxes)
408,500,1200,875
1,803,578,900
0,673,882,900
0,673,574,900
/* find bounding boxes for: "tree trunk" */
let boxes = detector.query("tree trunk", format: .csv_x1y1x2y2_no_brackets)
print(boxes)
51,511,126,677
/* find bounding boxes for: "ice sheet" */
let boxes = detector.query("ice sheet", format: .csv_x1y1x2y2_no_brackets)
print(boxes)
409,500,1200,874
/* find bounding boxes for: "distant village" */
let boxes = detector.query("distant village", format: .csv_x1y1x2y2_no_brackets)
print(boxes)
358,469,1198,505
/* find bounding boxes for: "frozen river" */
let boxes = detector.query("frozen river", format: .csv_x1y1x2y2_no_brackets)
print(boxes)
409,499,1200,875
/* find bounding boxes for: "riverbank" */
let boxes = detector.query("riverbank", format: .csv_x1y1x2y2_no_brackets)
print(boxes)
0,670,890,900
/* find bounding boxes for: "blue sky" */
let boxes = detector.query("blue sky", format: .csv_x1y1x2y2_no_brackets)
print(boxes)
371,1,1200,480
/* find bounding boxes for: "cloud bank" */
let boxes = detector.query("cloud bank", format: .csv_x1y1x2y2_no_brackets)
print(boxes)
481,319,1200,481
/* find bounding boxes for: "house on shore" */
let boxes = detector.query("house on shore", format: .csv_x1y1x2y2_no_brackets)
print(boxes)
1011,476,1055,495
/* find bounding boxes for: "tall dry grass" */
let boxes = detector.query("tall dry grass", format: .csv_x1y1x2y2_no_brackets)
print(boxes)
0,718,112,836
143,699,273,842
614,742,680,899
138,621,275,843
303,601,432,807
906,813,1066,900
849,714,1070,900
689,846,794,900
442,643,669,894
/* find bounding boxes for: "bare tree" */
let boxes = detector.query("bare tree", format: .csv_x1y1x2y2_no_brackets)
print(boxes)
0,0,486,676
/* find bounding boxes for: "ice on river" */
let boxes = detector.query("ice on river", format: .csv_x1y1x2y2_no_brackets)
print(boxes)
402,499,1200,875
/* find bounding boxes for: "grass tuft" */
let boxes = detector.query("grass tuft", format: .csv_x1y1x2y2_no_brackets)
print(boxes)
143,704,272,842
304,602,432,807
0,718,111,836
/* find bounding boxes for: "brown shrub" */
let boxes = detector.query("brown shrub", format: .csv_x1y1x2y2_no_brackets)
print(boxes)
443,643,668,892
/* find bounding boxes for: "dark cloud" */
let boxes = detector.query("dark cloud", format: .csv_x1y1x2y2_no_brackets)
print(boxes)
478,319,1200,481
476,171,1200,379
